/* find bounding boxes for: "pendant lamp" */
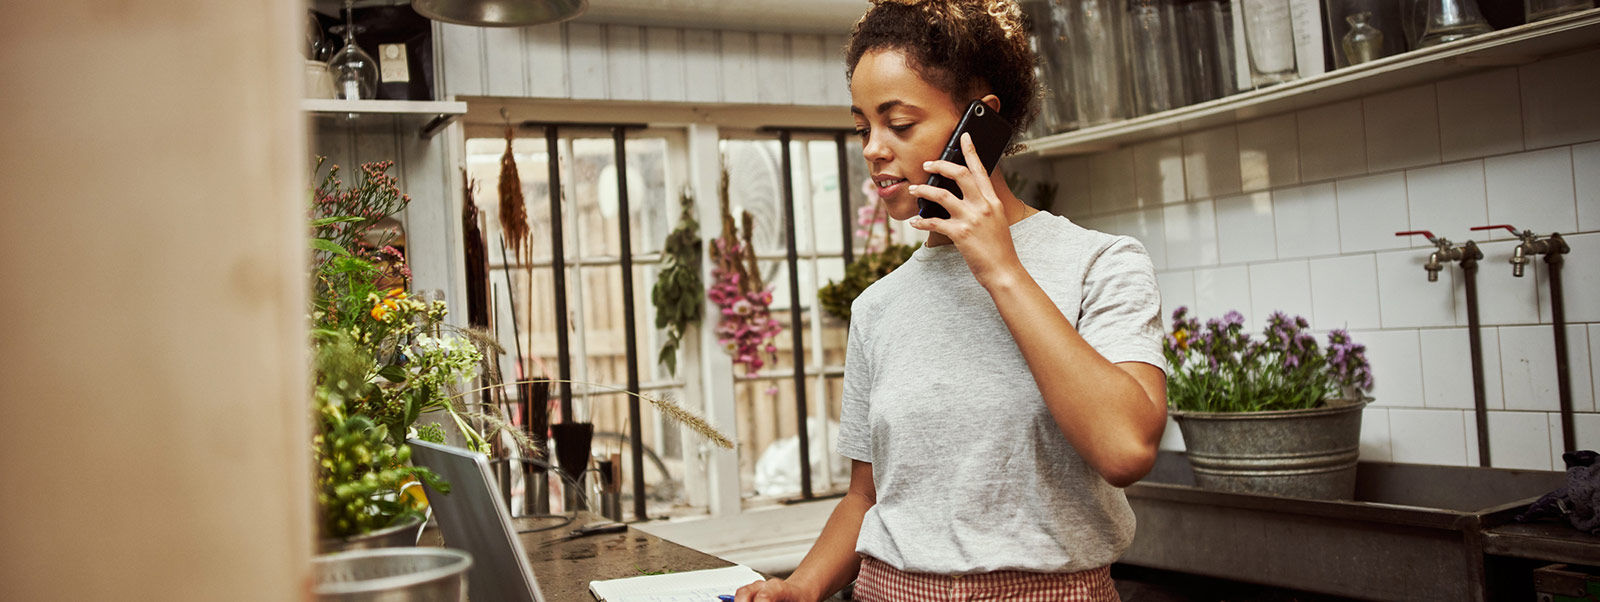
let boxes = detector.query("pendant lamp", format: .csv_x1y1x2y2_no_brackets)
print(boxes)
412,0,587,27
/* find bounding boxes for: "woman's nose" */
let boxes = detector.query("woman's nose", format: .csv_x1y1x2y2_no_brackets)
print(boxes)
862,134,891,163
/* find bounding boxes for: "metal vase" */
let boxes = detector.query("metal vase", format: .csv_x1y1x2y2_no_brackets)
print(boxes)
313,547,472,602
1171,399,1367,499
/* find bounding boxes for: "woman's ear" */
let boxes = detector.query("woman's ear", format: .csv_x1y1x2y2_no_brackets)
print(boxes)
980,94,1002,114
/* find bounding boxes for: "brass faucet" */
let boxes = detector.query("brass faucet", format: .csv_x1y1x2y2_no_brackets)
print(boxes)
1399,230,1478,282
1472,224,1570,277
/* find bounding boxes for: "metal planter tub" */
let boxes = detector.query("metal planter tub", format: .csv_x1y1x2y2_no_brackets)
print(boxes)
313,547,473,602
319,514,428,554
1171,398,1366,499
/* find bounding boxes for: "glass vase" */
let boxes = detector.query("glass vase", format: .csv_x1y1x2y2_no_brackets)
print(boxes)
327,6,378,100
1178,0,1236,103
1417,0,1494,48
1125,0,1189,115
1324,0,1406,67
1525,0,1594,21
1062,0,1135,126
1239,0,1298,86
1341,12,1386,65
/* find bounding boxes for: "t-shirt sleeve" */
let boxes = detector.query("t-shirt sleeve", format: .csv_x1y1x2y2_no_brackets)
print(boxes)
835,313,874,463
1078,236,1170,376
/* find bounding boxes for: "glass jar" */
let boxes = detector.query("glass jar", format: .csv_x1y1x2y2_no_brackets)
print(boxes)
1341,12,1386,65
1525,0,1594,21
1324,0,1406,67
1239,0,1298,86
1125,0,1189,115
1177,0,1236,103
1417,0,1495,47
1061,0,1135,126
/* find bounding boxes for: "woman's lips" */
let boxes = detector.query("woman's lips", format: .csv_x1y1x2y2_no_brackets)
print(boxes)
875,177,907,198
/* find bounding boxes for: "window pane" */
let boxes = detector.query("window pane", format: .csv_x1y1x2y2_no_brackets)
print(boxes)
719,139,789,257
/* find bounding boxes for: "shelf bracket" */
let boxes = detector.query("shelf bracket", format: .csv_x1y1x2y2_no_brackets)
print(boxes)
419,113,461,140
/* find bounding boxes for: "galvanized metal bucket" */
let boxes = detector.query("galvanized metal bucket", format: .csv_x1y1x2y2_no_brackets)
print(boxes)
318,514,427,554
313,547,472,602
1171,398,1367,500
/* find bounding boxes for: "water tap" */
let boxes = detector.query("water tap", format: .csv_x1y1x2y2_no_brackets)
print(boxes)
1397,230,1457,282
1472,224,1570,277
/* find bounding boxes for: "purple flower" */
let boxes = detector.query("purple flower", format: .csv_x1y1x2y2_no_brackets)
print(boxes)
1222,310,1245,329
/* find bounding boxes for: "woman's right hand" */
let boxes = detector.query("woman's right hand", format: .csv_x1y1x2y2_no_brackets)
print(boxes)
733,577,814,602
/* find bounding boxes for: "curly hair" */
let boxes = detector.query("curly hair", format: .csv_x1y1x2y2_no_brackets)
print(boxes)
845,0,1041,150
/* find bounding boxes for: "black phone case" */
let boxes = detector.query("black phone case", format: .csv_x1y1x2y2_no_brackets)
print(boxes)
919,100,1014,220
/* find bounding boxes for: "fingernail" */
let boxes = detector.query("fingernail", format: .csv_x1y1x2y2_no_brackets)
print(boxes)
907,184,917,192
909,216,922,226
922,161,932,169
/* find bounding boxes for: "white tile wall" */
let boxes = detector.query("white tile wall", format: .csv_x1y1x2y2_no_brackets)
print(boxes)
1360,329,1425,409
1298,100,1367,183
1272,183,1342,259
1336,173,1411,254
1419,327,1504,410
1389,408,1468,466
1488,411,1554,471
1117,208,1169,270
1308,254,1381,330
1183,127,1243,200
1360,407,1392,462
1134,138,1187,207
1405,160,1488,247
1249,260,1314,333
1520,48,1600,150
1436,68,1523,162
1051,156,1092,219
1155,270,1196,326
1049,50,1600,471
1193,265,1252,326
1214,193,1276,264
1485,147,1578,239
1576,142,1600,232
1091,148,1137,214
1238,113,1300,192
1548,413,1600,468
1364,85,1442,173
1163,200,1219,270
1375,248,1456,329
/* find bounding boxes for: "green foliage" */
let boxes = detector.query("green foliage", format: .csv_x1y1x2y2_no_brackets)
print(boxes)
1164,308,1373,413
818,243,918,322
651,190,704,376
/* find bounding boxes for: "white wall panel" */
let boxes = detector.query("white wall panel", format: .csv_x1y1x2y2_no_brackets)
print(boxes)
645,27,687,103
683,29,723,103
755,32,792,105
719,31,758,104
483,26,526,96
440,23,485,96
567,22,609,100
606,25,647,101
524,24,569,98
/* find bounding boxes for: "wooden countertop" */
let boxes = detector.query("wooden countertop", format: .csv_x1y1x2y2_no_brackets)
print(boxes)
421,511,742,602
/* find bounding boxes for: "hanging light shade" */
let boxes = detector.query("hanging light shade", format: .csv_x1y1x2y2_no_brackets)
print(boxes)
412,0,587,27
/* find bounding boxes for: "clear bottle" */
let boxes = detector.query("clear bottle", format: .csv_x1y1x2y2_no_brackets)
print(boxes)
1125,0,1189,115
1062,0,1135,126
1525,0,1595,22
1178,0,1236,103
1239,0,1298,86
1417,0,1494,48
326,3,377,100
1021,0,1079,136
1341,12,1385,65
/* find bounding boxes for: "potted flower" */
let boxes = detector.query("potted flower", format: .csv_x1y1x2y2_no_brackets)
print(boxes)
1164,308,1374,499
309,158,529,552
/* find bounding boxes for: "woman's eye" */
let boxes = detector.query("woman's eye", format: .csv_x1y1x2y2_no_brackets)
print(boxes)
889,123,912,133
854,128,870,139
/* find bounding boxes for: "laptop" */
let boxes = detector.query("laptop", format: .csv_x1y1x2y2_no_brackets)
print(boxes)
408,438,546,602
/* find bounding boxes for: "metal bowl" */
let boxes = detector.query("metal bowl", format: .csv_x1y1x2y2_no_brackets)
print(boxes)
313,547,472,602
318,514,426,554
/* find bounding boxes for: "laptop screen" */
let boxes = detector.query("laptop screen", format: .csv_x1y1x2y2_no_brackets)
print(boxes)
408,438,545,602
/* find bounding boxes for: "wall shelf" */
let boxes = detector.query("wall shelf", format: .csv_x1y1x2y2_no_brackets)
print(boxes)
1020,9,1600,158
301,98,469,139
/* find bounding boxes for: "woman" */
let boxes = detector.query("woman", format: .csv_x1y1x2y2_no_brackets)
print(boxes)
735,1,1168,600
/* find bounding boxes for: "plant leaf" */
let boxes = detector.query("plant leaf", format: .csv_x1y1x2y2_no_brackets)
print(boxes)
311,238,351,256
311,216,365,227
377,364,408,383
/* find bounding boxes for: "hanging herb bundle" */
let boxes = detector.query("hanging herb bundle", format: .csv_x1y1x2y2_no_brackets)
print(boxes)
819,178,919,322
707,168,784,380
651,188,704,377
498,125,530,264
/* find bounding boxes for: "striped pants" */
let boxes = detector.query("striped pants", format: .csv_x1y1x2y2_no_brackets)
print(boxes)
852,555,1120,602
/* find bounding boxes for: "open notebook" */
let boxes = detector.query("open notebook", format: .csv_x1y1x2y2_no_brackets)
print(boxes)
589,565,765,602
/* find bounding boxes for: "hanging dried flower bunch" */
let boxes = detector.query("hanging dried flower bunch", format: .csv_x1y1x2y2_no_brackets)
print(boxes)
498,125,530,264
707,168,784,381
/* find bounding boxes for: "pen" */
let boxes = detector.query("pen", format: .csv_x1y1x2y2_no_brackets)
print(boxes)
717,596,735,602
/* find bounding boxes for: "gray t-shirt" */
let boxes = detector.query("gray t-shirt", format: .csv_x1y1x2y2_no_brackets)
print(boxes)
836,210,1166,575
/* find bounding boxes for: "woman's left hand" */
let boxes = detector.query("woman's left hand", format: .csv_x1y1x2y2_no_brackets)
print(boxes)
908,132,1024,289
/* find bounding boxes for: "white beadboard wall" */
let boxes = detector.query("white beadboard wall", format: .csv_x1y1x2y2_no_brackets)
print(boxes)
1059,48,1600,472
438,21,853,105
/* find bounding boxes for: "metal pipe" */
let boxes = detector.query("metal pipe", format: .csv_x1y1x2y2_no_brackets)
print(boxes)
613,126,648,521
1546,233,1574,452
1461,241,1491,467
835,132,855,266
778,130,814,500
546,125,574,421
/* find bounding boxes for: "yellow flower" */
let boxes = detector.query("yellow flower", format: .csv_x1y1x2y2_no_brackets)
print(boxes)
1174,329,1189,351
386,288,407,299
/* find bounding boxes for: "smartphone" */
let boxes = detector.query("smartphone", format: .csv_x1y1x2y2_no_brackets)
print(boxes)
919,100,1014,220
